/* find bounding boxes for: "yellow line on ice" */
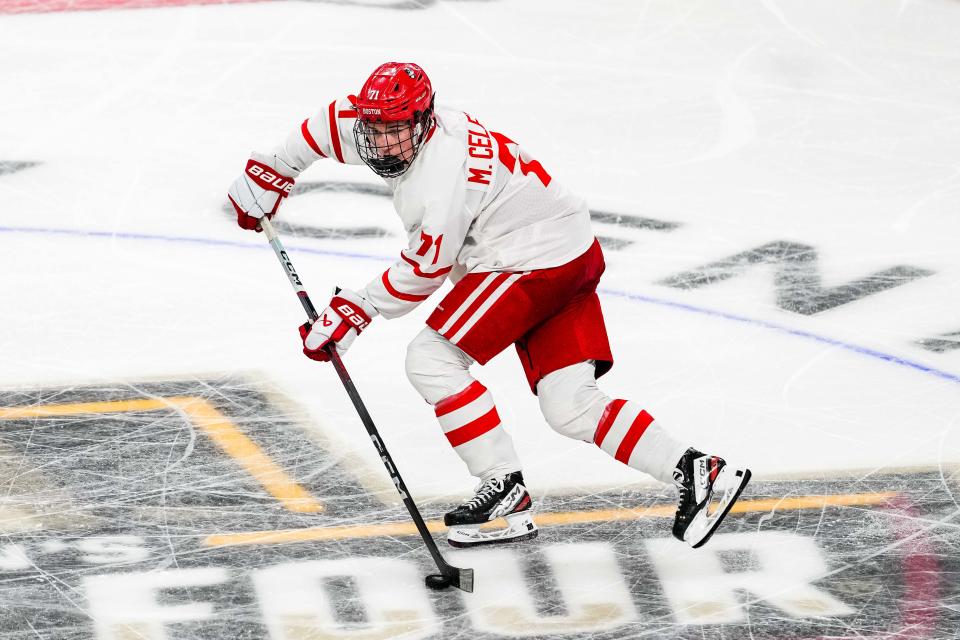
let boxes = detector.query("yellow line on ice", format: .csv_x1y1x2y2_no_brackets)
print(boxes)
203,491,897,548
0,396,323,514
0,397,172,418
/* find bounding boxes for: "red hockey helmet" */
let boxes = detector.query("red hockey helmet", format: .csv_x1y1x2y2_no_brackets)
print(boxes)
353,61,433,123
352,62,436,178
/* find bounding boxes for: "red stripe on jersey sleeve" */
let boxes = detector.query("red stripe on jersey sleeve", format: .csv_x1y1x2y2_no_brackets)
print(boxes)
435,381,487,417
328,101,345,164
381,271,430,302
338,109,358,118
400,253,453,279
445,407,500,447
593,399,627,447
301,119,326,158
614,410,655,464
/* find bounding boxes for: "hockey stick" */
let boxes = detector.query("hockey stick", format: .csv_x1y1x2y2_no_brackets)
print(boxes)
258,216,474,593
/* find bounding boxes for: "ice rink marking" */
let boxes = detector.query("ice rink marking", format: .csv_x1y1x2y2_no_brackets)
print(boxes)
0,395,324,514
3,224,958,385
600,290,960,385
204,491,896,548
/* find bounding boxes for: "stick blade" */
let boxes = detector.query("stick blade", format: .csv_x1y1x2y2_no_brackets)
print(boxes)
453,567,474,593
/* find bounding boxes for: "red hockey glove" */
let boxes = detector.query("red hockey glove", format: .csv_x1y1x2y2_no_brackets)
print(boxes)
227,152,299,232
300,288,379,362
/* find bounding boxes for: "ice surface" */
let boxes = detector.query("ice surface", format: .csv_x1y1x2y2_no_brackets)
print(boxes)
1,0,959,637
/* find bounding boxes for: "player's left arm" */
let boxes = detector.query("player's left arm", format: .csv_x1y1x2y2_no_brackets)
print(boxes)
228,97,364,232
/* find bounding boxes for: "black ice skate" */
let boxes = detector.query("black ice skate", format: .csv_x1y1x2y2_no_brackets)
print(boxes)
672,448,751,548
445,471,538,548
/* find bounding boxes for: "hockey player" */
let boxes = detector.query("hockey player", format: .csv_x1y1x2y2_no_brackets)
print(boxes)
228,62,751,549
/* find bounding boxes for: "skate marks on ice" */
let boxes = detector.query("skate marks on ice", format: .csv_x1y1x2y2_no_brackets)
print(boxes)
0,161,39,176
220,180,684,252
917,331,960,354
0,378,958,639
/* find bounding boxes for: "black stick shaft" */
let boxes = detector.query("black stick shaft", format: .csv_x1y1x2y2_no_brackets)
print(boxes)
326,347,450,571
258,217,472,591
262,220,320,321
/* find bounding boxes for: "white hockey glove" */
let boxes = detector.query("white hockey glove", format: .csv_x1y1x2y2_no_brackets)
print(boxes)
299,288,379,362
227,152,299,232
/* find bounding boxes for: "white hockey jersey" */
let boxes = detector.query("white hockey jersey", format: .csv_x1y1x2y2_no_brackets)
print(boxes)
270,97,594,319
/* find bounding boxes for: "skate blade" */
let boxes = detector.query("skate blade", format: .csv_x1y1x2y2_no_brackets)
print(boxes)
686,467,752,549
447,511,539,548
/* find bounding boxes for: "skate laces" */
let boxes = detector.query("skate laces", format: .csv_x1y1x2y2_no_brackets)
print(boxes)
673,465,695,524
466,477,504,509
676,483,694,520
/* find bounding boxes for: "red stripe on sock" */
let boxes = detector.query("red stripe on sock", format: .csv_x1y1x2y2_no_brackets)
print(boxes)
445,407,500,447
435,381,487,418
614,410,655,464
593,399,626,447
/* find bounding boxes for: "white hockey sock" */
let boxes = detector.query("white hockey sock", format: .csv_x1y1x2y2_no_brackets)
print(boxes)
593,400,689,484
434,380,522,481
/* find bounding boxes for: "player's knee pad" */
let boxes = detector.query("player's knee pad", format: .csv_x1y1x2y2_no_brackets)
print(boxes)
405,327,475,405
537,362,610,442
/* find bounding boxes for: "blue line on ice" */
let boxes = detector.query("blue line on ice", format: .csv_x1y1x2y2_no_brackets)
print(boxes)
5,224,958,385
603,291,960,384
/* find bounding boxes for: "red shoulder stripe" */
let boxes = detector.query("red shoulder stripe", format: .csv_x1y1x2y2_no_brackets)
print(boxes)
328,101,345,164
381,271,429,302
338,109,358,118
301,119,326,158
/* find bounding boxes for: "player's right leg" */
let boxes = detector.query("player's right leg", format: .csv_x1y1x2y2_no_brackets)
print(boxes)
405,327,537,547
536,362,751,548
413,243,612,547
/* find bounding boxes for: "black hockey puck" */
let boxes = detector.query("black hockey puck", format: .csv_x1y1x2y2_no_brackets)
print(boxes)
424,573,453,590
